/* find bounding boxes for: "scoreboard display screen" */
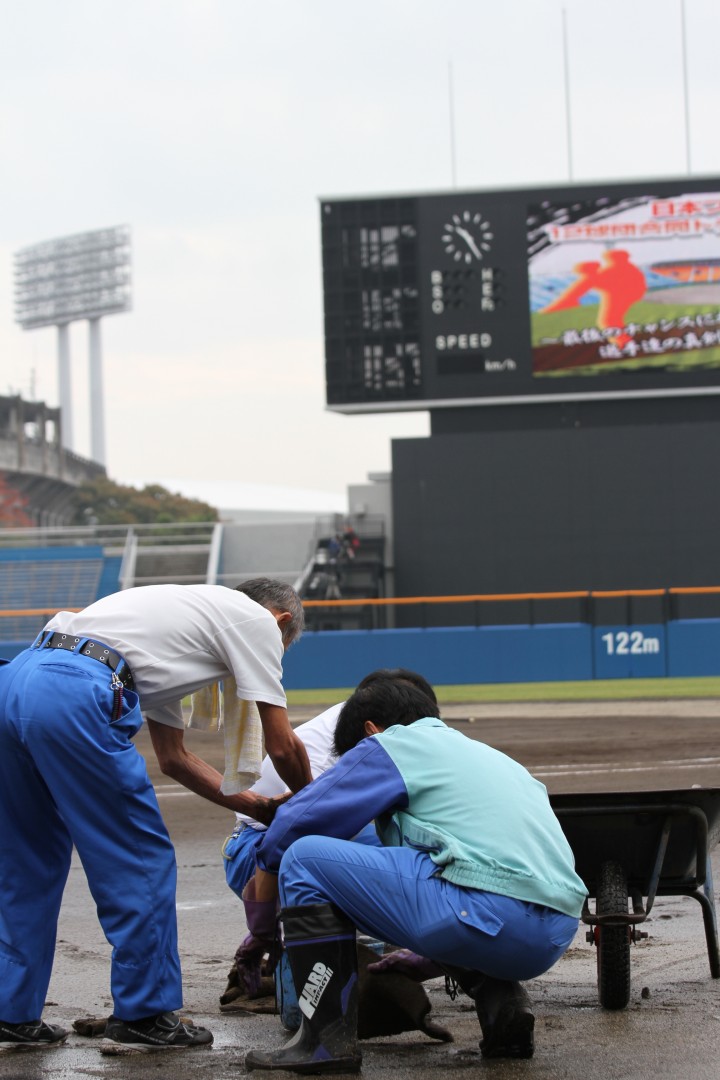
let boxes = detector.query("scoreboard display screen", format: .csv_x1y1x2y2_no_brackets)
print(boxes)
320,176,720,411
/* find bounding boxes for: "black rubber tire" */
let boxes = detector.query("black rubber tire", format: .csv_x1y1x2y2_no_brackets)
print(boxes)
596,860,631,1010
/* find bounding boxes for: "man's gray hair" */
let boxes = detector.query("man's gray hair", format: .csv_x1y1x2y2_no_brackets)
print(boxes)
235,577,305,646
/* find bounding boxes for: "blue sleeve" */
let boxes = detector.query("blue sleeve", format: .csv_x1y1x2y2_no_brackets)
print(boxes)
255,736,408,872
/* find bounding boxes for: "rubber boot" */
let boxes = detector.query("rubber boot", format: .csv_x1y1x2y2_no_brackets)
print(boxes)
245,903,361,1075
446,968,535,1058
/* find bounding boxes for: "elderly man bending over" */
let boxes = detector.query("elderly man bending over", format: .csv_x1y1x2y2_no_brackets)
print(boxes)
0,577,311,1054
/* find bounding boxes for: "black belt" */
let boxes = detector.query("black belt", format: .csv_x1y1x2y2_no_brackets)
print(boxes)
38,632,135,690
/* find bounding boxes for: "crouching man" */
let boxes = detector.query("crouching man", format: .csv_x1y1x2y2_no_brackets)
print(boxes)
244,677,588,1073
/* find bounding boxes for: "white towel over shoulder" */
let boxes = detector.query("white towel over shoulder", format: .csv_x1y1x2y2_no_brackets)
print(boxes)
221,691,263,795
188,680,263,794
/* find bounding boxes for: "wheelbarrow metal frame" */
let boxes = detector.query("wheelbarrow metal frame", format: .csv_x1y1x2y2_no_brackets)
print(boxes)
549,789,720,983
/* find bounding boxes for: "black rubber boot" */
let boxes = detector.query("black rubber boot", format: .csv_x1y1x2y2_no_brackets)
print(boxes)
245,903,361,1075
445,968,535,1058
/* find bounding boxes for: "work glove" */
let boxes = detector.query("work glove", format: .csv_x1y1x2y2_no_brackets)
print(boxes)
367,948,444,982
220,877,281,1003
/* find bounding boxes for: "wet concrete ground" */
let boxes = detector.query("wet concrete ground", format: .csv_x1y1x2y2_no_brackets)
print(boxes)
2,698,719,1079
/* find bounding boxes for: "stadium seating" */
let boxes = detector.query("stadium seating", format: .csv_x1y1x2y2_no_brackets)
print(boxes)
0,546,107,646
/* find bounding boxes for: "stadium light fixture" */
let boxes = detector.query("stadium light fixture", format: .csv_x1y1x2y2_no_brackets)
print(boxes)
13,226,132,466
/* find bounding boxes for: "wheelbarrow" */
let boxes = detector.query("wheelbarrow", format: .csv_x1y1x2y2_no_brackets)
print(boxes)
549,787,720,1009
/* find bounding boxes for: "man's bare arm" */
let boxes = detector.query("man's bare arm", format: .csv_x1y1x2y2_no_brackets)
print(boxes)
256,701,312,793
147,719,289,824
247,867,279,903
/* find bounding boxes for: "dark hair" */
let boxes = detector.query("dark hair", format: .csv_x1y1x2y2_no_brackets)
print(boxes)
333,672,439,756
234,577,305,647
356,666,437,705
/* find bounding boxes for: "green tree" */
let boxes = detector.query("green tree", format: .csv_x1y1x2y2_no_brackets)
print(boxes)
69,477,219,525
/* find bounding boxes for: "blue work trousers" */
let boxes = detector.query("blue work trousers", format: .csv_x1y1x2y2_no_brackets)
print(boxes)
224,821,381,901
223,824,265,900
279,835,578,981
0,645,182,1022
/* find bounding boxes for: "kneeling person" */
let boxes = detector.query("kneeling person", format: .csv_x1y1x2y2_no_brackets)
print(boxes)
245,678,588,1073
222,669,437,1004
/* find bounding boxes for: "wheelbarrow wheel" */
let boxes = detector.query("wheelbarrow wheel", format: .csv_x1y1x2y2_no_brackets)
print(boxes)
596,860,631,1010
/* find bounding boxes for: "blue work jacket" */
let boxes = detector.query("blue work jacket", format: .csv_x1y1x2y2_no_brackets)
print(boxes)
256,717,587,918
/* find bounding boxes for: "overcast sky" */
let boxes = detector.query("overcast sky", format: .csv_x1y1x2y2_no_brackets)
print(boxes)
2,0,719,511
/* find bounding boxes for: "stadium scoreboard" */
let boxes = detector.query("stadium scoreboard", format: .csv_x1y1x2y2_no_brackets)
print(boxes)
320,176,720,412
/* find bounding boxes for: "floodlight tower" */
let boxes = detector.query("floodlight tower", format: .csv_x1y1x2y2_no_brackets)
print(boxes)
13,226,132,466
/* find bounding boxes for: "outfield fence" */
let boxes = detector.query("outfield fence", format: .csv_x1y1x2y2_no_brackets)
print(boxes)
4,588,720,689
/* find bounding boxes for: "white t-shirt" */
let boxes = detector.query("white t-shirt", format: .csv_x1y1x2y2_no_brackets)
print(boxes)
45,584,287,729
236,701,343,831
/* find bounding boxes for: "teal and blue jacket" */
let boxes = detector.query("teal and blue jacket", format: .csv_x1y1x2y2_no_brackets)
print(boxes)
256,716,587,918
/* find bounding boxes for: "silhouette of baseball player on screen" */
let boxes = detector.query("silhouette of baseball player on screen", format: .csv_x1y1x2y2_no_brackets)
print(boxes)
543,249,646,348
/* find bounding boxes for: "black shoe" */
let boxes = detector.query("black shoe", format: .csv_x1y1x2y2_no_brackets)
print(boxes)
101,1012,213,1053
480,1001,535,1059
442,969,535,1060
0,1019,68,1048
474,979,535,1059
